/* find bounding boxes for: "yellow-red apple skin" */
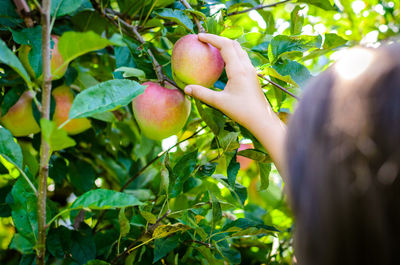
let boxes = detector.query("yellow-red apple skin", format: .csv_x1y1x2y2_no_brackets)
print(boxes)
237,143,254,170
132,82,191,141
171,34,224,89
19,35,68,81
0,91,40,137
52,85,91,135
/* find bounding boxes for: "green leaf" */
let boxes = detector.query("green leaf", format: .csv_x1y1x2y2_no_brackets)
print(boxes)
302,33,348,61
11,26,42,78
257,10,275,34
269,35,322,63
0,185,12,217
213,175,247,206
68,160,95,194
0,39,31,86
237,149,271,163
71,229,96,265
152,223,190,239
0,127,23,168
258,163,271,190
71,189,143,210
69,79,146,119
195,99,225,136
40,119,76,152
51,0,84,17
114,67,146,80
298,0,337,10
206,12,224,35
196,162,217,178
260,65,298,87
153,234,180,263
156,9,194,32
47,226,72,259
140,209,157,223
323,33,348,49
218,130,239,152
223,218,279,232
170,151,198,197
210,192,222,225
227,154,240,188
9,233,35,254
221,26,244,39
8,178,38,247
85,260,111,265
272,59,312,87
119,208,130,237
290,6,304,35
214,243,241,265
57,31,113,71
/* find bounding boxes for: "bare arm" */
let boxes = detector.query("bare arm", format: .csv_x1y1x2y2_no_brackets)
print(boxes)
184,33,288,178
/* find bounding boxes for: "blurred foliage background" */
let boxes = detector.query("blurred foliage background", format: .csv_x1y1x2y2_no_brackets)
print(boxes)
0,0,399,264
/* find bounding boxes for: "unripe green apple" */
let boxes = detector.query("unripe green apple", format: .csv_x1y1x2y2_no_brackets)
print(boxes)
0,91,40,137
132,82,191,140
171,34,224,89
19,35,68,81
237,143,254,170
52,85,91,135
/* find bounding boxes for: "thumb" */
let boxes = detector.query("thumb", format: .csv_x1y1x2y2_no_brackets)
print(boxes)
184,85,221,108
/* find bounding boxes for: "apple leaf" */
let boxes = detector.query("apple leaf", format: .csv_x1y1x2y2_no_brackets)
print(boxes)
0,127,23,168
68,79,146,119
156,9,194,32
40,119,76,153
0,39,32,87
57,31,113,72
71,189,143,210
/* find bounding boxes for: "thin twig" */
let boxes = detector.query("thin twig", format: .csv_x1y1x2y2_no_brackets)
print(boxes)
37,0,52,263
179,0,205,33
93,126,207,233
96,3,165,83
111,209,172,264
227,0,292,16
12,0,34,27
120,126,206,191
257,73,299,100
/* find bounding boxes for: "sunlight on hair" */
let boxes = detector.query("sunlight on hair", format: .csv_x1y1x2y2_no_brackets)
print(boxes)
334,48,375,80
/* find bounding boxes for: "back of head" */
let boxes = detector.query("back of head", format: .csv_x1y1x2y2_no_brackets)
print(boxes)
286,43,400,265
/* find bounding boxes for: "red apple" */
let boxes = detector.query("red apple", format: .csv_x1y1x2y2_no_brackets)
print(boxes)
132,82,191,140
171,34,224,89
52,85,91,135
19,35,68,81
0,91,40,137
237,143,254,170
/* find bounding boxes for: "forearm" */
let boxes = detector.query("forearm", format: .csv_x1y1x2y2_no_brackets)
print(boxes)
242,104,288,181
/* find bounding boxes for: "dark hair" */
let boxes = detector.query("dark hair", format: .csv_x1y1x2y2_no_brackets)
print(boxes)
286,44,400,265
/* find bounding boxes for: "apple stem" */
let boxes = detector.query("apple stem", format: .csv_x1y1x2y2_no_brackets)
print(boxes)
37,0,52,264
179,0,206,33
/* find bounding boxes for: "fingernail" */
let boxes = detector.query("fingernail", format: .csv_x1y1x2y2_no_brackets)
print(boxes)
184,86,192,95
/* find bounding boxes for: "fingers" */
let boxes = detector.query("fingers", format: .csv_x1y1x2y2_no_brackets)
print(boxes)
199,33,253,77
184,85,222,109
198,33,241,69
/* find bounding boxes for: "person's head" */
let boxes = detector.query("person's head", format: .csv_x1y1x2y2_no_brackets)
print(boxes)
286,43,400,265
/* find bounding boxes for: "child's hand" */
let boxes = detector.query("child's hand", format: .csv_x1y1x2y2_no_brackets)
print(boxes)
184,33,287,176
184,33,271,129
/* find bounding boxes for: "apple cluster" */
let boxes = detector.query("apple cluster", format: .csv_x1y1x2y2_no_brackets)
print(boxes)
0,34,224,140
134,34,224,140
